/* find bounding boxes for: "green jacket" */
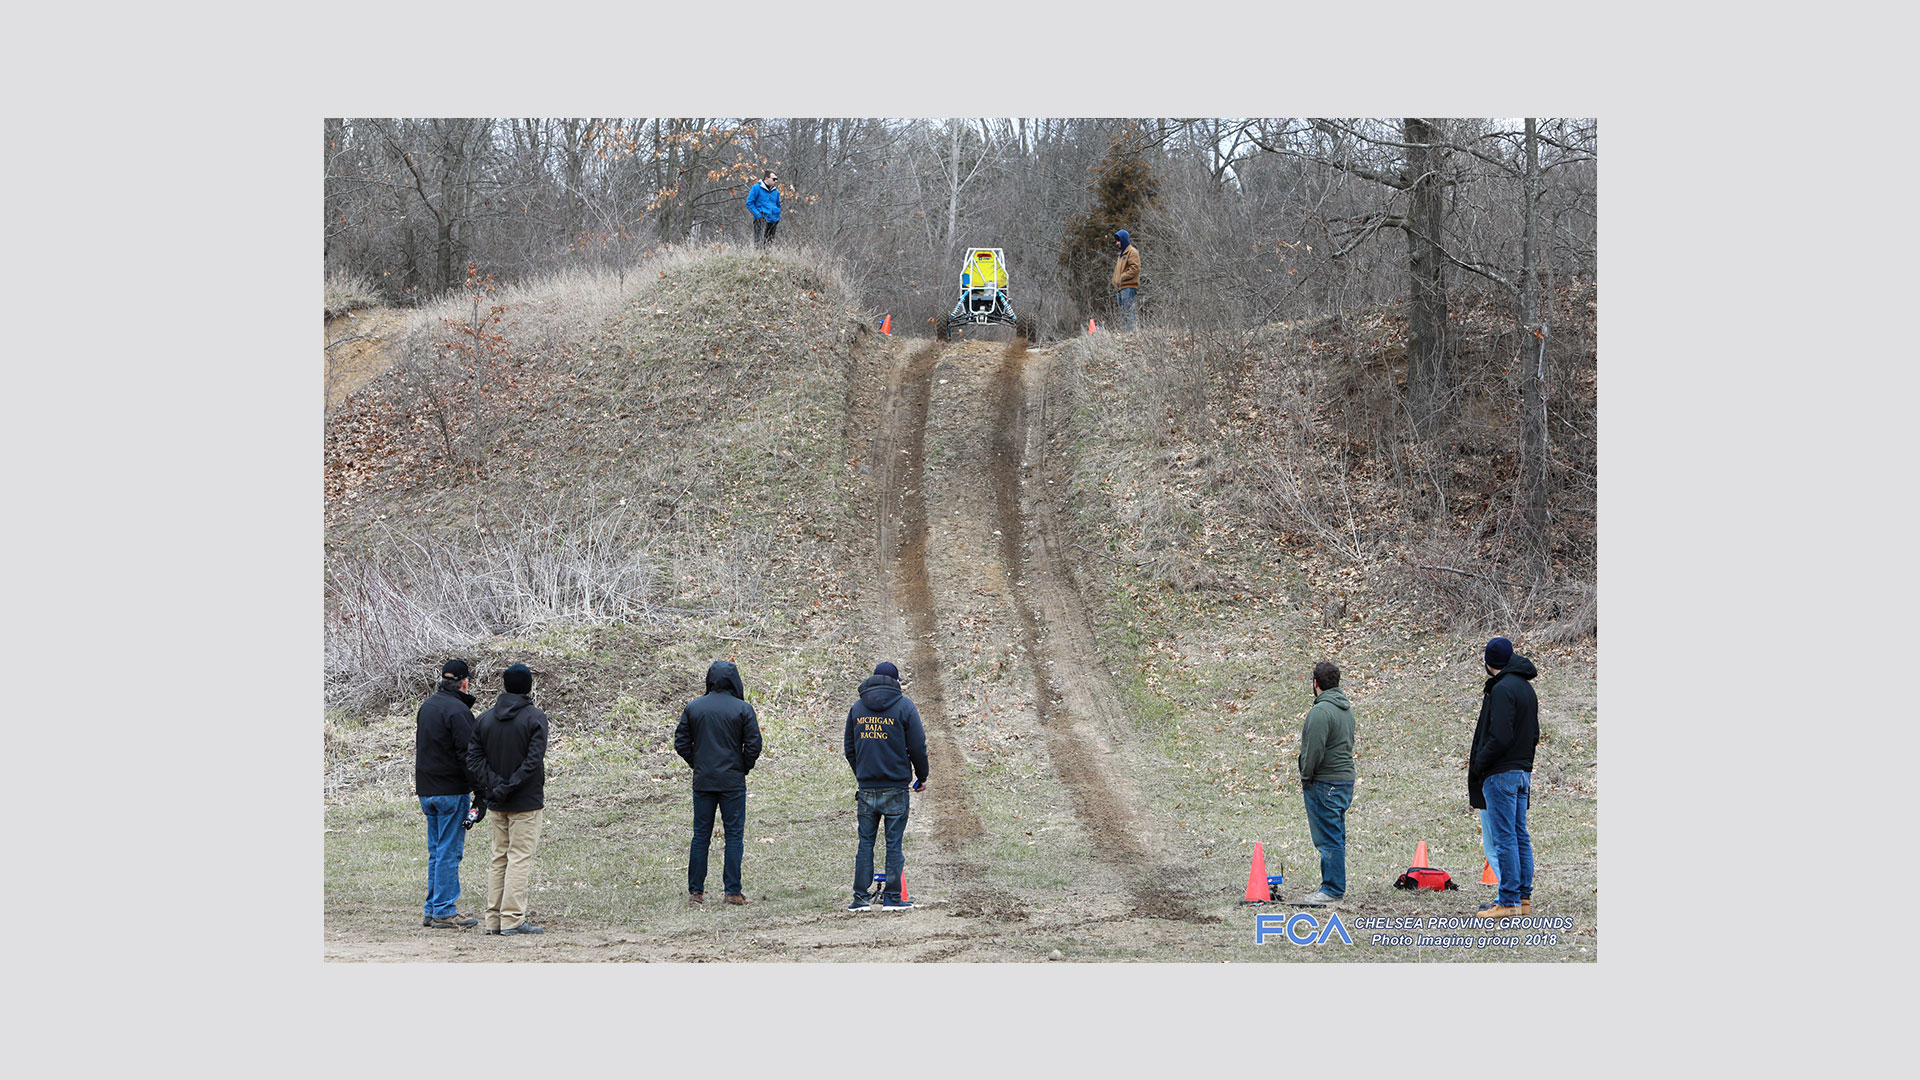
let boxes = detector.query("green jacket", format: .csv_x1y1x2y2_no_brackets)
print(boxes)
1298,687,1356,784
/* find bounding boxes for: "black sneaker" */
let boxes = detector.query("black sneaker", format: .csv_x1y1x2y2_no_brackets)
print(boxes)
428,915,478,929
499,922,545,935
847,898,872,912
879,897,915,910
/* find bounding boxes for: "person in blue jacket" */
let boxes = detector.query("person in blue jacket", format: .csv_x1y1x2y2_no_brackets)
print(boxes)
843,662,928,911
746,170,782,246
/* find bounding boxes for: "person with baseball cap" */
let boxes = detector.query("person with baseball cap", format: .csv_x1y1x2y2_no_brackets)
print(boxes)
1468,637,1539,918
414,659,488,929
843,661,928,911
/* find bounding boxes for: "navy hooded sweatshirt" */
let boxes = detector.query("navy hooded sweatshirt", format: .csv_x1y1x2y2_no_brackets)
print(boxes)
843,674,929,789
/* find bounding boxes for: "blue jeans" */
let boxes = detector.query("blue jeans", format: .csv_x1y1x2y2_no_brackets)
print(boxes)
1482,771,1534,906
853,787,910,902
690,789,747,896
419,793,469,918
1302,781,1353,898
1479,807,1501,882
1116,288,1138,331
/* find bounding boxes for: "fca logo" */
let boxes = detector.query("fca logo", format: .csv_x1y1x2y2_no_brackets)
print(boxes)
1254,911,1353,946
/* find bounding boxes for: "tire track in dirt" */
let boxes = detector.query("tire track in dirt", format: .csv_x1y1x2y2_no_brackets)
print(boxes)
987,340,1208,923
876,340,984,855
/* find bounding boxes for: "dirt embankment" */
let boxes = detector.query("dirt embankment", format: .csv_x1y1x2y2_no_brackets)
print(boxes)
324,308,408,411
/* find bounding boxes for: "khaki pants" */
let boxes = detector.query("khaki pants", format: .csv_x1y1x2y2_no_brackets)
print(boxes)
486,808,543,931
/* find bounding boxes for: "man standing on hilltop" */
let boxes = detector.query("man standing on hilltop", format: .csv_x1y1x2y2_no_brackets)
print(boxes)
466,663,549,936
675,660,763,905
1291,660,1356,907
747,170,782,247
1111,229,1141,331
843,661,928,912
414,658,487,929
1469,637,1539,918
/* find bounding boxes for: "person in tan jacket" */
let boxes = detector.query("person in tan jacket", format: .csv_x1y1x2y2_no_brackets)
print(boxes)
1111,229,1140,330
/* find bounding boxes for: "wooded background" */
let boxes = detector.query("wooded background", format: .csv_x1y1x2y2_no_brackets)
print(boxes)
324,117,1595,345
326,117,1598,590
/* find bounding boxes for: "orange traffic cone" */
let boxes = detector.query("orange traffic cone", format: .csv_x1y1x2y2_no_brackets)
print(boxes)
1412,841,1431,868
1088,318,1098,333
1245,841,1271,903
881,314,891,335
899,869,908,903
1480,858,1498,885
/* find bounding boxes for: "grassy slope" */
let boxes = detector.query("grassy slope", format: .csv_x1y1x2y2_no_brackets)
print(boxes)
325,248,902,928
1043,325,1599,961
323,253,1599,960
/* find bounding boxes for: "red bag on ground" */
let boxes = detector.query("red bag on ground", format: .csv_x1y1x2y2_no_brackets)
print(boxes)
1392,867,1459,891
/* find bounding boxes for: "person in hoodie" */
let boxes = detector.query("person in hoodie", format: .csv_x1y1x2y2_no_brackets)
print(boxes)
465,662,549,935
1291,660,1356,907
746,170,782,246
414,658,488,929
675,660,763,905
1469,636,1539,918
1111,229,1141,331
842,662,928,911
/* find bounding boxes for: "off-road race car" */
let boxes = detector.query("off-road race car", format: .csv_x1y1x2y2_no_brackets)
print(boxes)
939,247,1028,339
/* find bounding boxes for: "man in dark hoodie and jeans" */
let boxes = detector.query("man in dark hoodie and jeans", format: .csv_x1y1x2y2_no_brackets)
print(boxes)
414,658,487,929
675,660,763,905
466,663,549,935
843,662,928,911
1470,637,1539,918
1292,660,1357,906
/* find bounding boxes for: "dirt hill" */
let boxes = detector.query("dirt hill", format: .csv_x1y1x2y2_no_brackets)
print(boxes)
323,248,1598,962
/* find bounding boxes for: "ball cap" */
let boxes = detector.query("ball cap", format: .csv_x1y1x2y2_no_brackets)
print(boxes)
1485,637,1514,670
441,658,471,681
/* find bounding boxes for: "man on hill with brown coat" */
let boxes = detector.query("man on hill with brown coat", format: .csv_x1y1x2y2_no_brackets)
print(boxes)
1112,229,1141,331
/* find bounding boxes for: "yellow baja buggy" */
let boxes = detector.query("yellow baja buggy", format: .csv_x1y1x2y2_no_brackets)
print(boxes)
939,248,1029,339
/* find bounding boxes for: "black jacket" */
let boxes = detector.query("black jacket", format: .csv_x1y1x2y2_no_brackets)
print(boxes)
675,661,762,793
415,684,484,801
466,692,549,813
844,674,929,789
1468,655,1540,808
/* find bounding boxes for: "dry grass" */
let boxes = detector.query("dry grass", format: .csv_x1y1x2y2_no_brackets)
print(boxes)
1041,319,1599,960
324,268,384,318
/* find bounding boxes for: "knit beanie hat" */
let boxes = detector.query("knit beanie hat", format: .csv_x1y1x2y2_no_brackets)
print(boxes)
502,663,533,695
1485,637,1514,670
874,661,900,680
441,658,471,682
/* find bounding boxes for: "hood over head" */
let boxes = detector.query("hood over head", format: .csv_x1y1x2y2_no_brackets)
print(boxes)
857,673,902,711
1499,655,1539,680
1115,229,1130,249
706,660,746,699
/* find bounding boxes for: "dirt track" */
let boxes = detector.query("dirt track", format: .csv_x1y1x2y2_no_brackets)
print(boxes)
864,337,1210,927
